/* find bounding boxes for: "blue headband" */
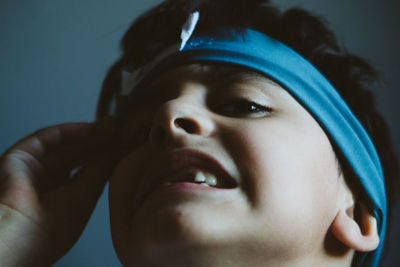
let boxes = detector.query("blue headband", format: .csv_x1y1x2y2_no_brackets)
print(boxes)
118,27,386,267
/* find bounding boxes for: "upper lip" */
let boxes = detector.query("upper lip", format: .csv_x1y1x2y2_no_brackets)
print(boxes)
140,148,238,198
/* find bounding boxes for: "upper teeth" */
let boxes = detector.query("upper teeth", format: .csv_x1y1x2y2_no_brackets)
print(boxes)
194,172,206,183
163,171,218,187
194,171,217,186
162,171,219,187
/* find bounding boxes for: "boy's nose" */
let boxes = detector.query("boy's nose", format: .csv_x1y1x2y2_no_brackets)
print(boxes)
149,98,215,148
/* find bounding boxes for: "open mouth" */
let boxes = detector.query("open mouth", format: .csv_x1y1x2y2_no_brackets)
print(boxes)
142,149,239,199
162,168,238,189
129,149,239,219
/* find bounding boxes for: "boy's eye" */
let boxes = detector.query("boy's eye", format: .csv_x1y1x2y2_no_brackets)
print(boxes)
213,98,272,118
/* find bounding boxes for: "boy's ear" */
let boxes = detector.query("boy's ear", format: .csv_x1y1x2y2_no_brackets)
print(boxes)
331,200,380,252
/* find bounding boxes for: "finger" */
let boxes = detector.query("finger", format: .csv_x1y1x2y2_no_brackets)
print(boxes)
0,123,91,185
40,116,117,172
69,152,117,198
1,117,116,182
37,145,116,193
30,153,117,262
5,123,91,162
37,118,117,189
3,116,116,162
0,117,117,215
42,153,117,237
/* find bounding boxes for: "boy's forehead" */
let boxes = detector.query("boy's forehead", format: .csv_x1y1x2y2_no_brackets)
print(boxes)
144,63,282,91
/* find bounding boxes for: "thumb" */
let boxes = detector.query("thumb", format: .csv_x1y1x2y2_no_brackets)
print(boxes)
68,153,117,208
39,153,118,263
43,153,117,225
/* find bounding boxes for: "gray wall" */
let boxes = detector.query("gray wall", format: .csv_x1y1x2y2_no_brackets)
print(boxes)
0,0,398,266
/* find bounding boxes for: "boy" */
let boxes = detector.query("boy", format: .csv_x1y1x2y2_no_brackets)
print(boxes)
0,0,398,266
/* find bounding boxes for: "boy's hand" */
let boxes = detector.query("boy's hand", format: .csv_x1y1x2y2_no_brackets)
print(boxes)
0,117,117,267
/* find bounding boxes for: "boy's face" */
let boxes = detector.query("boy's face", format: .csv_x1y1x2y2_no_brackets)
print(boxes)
109,64,348,265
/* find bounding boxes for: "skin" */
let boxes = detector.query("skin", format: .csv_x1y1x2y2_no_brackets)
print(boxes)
109,64,357,266
0,118,117,267
0,63,378,266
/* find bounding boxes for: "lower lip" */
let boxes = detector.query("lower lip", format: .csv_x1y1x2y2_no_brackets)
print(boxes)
136,182,234,213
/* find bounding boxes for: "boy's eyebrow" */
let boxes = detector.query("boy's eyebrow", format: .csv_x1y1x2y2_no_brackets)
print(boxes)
206,69,282,92
196,65,281,88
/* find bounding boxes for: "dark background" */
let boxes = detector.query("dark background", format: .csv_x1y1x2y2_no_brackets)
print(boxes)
0,0,398,266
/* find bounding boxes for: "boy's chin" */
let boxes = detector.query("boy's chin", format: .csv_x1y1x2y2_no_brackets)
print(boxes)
128,187,245,242
131,202,230,244
124,202,247,259
122,217,214,265
125,219,242,267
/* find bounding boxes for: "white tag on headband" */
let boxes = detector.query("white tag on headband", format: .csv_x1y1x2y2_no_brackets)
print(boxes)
120,11,200,96
180,11,200,51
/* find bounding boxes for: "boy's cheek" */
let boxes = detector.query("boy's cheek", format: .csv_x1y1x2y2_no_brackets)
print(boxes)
109,146,151,224
109,151,149,261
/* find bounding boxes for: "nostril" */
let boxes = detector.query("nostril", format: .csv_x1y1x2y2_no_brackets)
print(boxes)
174,118,198,134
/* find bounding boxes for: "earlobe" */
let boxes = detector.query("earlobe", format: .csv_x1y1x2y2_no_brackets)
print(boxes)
331,202,380,252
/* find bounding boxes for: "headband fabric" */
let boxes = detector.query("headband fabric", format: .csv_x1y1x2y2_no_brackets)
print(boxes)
118,26,386,267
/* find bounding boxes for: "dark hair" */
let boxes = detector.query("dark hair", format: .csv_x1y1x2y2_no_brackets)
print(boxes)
96,0,399,264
